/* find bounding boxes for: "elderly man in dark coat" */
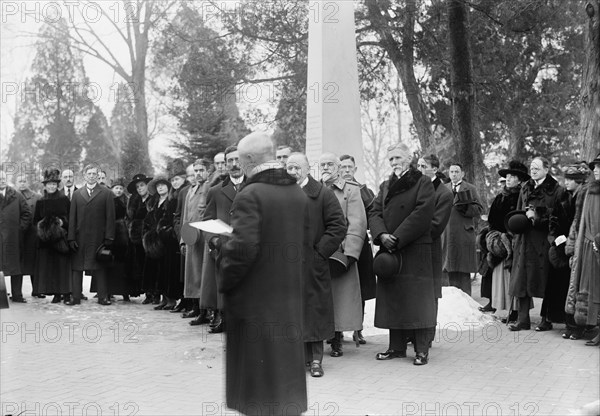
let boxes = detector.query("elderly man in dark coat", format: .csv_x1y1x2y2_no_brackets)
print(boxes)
509,157,566,331
417,155,453,337
66,165,115,305
287,152,346,378
200,145,246,332
369,144,436,366
441,163,483,296
16,173,41,297
0,171,32,303
219,132,308,416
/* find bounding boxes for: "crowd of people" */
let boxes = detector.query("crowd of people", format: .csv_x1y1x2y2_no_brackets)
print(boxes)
1,133,599,414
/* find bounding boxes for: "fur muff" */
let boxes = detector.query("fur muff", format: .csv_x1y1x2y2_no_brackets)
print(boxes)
157,218,175,242
142,229,164,259
113,220,130,249
37,216,65,242
548,244,569,269
574,292,589,326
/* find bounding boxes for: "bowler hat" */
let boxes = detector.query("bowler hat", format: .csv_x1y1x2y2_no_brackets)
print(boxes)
504,210,531,234
127,173,153,194
96,244,114,263
373,250,402,283
42,169,61,184
563,164,588,181
588,153,600,170
498,160,530,182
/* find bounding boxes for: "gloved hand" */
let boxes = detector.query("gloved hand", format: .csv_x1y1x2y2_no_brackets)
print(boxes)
208,236,222,251
69,241,79,252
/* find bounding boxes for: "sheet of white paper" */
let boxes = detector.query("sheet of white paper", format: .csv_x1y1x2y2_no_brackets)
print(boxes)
188,219,233,236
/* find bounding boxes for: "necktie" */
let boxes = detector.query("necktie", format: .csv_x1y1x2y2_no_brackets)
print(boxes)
67,188,71,200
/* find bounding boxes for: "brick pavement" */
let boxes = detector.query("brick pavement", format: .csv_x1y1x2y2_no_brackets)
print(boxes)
1,277,598,416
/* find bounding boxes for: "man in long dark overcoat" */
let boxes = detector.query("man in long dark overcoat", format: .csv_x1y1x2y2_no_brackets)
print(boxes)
369,144,436,366
67,165,115,305
441,163,483,296
0,171,32,302
509,157,565,331
219,132,308,415
16,173,41,296
417,155,453,330
200,145,246,332
287,153,346,378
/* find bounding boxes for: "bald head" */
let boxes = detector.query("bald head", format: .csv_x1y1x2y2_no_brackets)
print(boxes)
238,132,276,177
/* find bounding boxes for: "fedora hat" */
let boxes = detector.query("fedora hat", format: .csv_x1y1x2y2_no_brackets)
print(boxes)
454,189,479,206
373,250,402,283
588,153,600,170
498,160,530,182
504,210,531,234
329,251,351,278
181,223,202,245
42,169,61,184
127,173,153,194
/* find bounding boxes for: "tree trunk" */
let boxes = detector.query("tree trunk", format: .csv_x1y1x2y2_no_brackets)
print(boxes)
132,64,151,171
507,116,527,161
578,1,600,161
447,0,487,209
365,0,433,151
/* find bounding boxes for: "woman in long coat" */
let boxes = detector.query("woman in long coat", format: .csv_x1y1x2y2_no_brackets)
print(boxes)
486,161,529,321
565,155,600,345
142,178,173,309
369,144,436,365
509,157,565,331
126,174,155,303
33,170,71,302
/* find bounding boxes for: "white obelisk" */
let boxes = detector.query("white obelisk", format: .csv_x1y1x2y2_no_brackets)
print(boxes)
306,0,364,183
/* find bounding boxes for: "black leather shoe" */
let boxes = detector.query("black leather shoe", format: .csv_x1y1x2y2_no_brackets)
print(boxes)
478,303,496,313
508,322,531,331
152,295,161,305
413,352,429,366
153,303,167,310
209,322,224,333
535,321,553,331
189,311,209,326
569,328,585,340
501,311,518,324
562,329,573,339
376,349,406,360
121,295,131,302
81,294,88,301
142,296,153,305
170,301,187,313
162,303,176,311
98,298,112,306
10,296,27,303
65,298,81,306
310,361,324,377
51,295,62,304
353,330,366,345
182,310,200,319
32,293,46,298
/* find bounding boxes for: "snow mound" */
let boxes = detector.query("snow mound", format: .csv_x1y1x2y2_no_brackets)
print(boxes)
437,286,495,330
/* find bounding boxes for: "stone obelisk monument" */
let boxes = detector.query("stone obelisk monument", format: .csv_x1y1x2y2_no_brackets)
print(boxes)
306,0,364,183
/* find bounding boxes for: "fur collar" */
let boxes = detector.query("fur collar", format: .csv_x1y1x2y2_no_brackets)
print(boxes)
523,174,559,195
502,184,521,197
303,175,323,199
589,179,600,195
1,186,18,206
246,168,297,187
385,168,423,203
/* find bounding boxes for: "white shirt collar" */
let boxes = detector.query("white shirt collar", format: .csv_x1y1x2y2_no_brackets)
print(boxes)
250,161,280,176
230,175,244,185
86,183,97,190
299,177,309,188
534,177,546,188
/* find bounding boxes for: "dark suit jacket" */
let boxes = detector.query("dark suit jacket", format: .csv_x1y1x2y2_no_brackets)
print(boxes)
431,177,453,298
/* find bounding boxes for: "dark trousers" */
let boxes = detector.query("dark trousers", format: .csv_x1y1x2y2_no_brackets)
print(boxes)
517,296,532,325
448,272,472,296
390,328,435,354
304,341,324,363
10,275,23,299
72,270,107,300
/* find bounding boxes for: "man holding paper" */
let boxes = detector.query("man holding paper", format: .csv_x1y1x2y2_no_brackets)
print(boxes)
200,145,246,333
219,132,308,415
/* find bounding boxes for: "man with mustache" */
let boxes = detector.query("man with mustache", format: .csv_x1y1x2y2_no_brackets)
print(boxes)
199,146,246,331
